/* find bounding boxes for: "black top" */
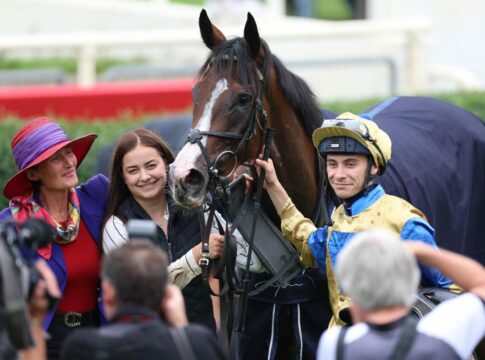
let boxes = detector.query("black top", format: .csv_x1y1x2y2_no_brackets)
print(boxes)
60,305,225,360
117,195,216,331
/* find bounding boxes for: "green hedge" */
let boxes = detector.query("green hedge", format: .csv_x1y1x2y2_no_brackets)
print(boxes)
0,91,484,209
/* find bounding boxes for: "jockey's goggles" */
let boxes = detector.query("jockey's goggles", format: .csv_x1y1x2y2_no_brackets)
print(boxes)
312,113,392,175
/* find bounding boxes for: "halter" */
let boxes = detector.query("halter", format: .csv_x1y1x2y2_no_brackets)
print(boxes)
186,54,268,183
183,54,274,349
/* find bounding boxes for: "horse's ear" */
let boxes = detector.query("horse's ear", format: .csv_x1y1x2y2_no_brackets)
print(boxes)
199,9,226,50
244,12,261,58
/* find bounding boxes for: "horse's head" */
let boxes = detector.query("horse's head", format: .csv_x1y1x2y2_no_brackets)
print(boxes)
170,9,270,208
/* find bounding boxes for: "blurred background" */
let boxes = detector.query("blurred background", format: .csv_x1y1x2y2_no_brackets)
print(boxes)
0,0,484,207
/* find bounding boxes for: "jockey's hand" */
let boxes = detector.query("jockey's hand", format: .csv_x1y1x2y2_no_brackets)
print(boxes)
208,233,225,259
255,156,280,190
254,155,290,215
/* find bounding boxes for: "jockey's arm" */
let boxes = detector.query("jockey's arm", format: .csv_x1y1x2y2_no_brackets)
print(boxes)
280,198,317,267
405,241,485,300
401,217,453,288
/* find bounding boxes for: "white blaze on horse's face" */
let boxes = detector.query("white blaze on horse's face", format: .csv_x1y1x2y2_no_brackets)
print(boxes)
170,78,228,208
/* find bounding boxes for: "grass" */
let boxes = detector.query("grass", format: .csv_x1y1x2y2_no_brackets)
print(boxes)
0,57,146,75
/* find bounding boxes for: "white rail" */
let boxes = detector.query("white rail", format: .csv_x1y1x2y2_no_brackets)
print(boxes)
0,17,430,97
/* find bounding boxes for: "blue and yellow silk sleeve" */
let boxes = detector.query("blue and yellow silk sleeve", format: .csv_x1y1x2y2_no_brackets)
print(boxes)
401,217,452,287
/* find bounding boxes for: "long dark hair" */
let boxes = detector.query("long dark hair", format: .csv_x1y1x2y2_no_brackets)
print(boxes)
103,128,175,228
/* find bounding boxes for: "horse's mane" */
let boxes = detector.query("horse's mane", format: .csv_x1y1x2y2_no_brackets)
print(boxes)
197,37,322,137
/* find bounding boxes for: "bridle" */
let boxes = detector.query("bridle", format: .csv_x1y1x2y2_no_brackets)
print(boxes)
186,55,268,184
185,52,269,270
182,53,271,352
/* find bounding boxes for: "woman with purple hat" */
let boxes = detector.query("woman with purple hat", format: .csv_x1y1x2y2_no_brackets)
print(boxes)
0,117,109,359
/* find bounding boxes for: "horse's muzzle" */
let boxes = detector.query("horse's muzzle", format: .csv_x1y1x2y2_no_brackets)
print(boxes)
169,164,207,208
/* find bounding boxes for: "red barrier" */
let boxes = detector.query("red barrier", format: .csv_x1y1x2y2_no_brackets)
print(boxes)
0,79,194,121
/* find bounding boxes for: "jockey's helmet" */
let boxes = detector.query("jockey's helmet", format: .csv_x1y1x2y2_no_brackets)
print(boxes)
312,112,392,175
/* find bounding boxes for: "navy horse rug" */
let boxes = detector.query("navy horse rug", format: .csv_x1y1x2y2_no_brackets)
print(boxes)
360,96,485,264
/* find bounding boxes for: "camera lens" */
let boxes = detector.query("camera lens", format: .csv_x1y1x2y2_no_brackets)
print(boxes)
18,219,54,250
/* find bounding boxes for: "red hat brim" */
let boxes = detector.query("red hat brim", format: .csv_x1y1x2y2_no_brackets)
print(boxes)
3,133,97,200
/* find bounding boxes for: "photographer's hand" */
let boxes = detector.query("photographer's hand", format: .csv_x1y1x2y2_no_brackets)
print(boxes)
30,260,61,320
161,284,189,327
20,260,61,360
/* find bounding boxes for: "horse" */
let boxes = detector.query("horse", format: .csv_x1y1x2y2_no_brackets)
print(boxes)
169,9,485,360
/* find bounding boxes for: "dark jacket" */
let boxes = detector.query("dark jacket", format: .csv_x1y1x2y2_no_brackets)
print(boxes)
60,305,225,360
117,195,216,331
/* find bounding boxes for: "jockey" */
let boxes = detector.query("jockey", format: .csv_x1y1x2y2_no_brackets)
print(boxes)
255,112,452,326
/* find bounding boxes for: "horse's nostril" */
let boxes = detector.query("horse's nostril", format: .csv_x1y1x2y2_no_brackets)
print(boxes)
184,169,205,189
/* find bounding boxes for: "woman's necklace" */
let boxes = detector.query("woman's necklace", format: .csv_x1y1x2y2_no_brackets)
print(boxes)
157,204,170,234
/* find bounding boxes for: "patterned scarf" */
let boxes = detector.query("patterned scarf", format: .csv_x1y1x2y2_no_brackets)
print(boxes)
9,188,81,260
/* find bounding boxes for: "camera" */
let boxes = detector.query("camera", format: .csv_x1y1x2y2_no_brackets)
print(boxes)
127,219,159,244
0,218,54,350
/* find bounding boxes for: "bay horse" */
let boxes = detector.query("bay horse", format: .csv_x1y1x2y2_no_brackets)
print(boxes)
169,9,485,360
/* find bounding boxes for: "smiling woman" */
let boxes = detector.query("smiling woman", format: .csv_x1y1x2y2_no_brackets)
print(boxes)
102,128,224,331
0,117,109,360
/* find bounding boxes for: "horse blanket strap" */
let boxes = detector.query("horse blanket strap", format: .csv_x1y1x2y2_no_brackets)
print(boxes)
336,316,418,360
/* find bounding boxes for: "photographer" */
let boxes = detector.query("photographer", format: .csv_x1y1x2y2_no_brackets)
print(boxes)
61,240,225,359
317,229,485,360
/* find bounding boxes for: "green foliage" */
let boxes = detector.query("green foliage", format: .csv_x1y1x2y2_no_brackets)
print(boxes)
0,58,78,74
0,57,145,75
169,0,203,5
322,91,485,121
314,0,353,20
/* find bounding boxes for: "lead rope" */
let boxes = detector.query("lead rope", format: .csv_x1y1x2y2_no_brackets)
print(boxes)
236,127,275,332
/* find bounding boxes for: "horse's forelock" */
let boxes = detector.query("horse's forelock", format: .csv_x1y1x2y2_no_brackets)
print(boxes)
197,38,261,88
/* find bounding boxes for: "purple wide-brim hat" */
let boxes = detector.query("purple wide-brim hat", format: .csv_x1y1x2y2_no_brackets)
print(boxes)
3,117,97,200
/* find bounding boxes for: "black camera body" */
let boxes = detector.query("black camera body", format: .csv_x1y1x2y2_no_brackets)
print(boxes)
127,219,159,244
0,218,54,350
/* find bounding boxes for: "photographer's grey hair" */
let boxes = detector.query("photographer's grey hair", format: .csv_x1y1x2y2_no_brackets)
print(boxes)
336,228,420,310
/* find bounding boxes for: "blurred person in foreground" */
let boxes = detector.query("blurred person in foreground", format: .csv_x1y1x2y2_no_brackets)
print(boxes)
0,117,109,359
61,240,225,360
317,228,485,360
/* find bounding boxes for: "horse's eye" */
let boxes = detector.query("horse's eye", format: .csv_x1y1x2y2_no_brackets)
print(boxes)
237,93,252,107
